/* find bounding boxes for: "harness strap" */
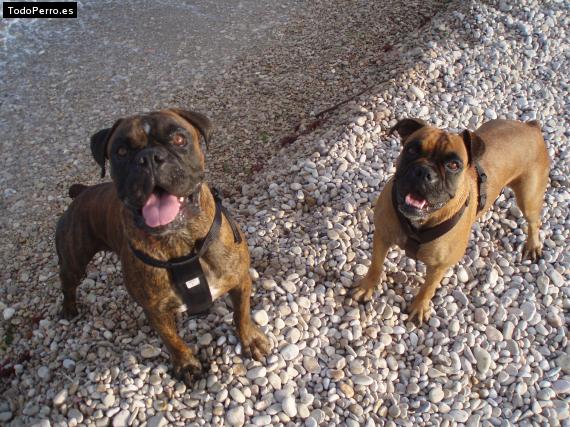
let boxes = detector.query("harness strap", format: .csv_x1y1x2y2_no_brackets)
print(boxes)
475,163,487,212
213,188,243,245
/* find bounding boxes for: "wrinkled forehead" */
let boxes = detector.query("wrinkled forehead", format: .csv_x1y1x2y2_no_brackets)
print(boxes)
405,127,468,160
112,112,199,148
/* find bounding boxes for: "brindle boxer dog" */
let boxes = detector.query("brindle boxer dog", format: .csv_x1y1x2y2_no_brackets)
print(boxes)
353,118,550,323
56,109,270,384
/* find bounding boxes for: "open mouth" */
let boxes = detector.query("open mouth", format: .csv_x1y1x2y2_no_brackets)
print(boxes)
404,193,428,211
141,188,184,228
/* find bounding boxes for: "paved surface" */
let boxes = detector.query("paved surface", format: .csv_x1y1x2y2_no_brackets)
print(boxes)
0,0,296,213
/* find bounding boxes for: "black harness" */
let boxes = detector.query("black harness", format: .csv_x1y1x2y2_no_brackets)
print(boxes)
394,164,488,258
129,188,242,316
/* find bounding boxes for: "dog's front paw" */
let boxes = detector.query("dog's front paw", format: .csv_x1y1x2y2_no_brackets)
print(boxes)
172,353,203,386
408,297,432,325
352,279,376,303
60,302,79,320
240,325,271,361
522,241,542,262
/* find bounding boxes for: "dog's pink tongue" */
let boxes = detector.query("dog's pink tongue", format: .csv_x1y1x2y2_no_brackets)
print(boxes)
142,192,181,227
405,193,427,209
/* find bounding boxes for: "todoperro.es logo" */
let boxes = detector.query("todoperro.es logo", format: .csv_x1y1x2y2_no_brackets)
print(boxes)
3,2,77,18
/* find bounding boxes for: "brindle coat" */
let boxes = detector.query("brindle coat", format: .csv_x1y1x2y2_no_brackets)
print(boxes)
56,110,270,383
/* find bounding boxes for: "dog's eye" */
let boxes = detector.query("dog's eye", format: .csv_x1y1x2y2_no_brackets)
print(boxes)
406,145,419,156
173,134,187,147
117,147,127,157
446,160,461,171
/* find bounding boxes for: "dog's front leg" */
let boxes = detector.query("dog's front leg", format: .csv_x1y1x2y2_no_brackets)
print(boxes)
407,264,449,324
352,229,391,302
143,307,202,385
230,274,271,361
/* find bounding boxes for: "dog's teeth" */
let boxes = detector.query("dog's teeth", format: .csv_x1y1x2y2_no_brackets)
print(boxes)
179,197,185,202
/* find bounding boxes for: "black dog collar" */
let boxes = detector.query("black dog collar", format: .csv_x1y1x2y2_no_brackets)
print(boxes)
392,163,487,258
128,188,242,316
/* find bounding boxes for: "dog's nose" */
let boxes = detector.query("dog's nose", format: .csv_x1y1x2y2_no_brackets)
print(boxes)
136,148,166,169
413,165,437,184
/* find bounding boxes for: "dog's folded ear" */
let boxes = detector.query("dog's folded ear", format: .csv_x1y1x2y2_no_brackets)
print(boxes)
389,118,428,142
90,119,122,178
170,109,213,147
462,130,486,165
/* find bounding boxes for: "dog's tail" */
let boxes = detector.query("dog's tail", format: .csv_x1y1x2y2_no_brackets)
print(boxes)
68,184,88,199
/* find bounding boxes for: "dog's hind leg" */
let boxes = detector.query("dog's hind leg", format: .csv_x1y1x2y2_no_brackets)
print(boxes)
509,167,549,261
56,218,100,319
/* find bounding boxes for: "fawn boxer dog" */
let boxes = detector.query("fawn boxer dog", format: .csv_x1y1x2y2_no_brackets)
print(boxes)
353,118,549,323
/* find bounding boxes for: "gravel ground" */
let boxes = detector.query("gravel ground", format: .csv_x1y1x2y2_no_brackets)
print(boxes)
1,0,570,426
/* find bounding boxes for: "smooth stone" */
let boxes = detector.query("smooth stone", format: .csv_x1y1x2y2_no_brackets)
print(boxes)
0,412,13,422
199,333,213,346
281,344,300,361
305,418,317,427
339,382,355,398
102,393,115,408
547,312,563,327
280,280,296,293
113,409,131,427
473,346,491,375
429,387,445,403
557,354,570,374
503,321,515,340
352,374,373,386
485,325,503,341
230,388,246,403
547,269,564,287
3,307,15,320
53,389,68,406
410,85,425,100
474,308,488,324
37,366,50,380
253,310,269,326
457,267,469,283
552,380,570,395
252,415,272,426
388,404,401,418
520,302,536,321
466,414,481,427
63,359,76,369
449,409,469,423
303,356,321,374
354,264,368,276
282,396,297,418
68,408,83,423
141,344,161,359
147,414,167,427
246,366,267,380
226,406,245,426
261,279,276,290
485,108,497,120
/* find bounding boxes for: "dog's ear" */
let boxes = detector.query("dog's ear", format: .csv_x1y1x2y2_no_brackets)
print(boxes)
170,109,213,147
462,130,486,165
389,118,428,142
90,119,122,178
